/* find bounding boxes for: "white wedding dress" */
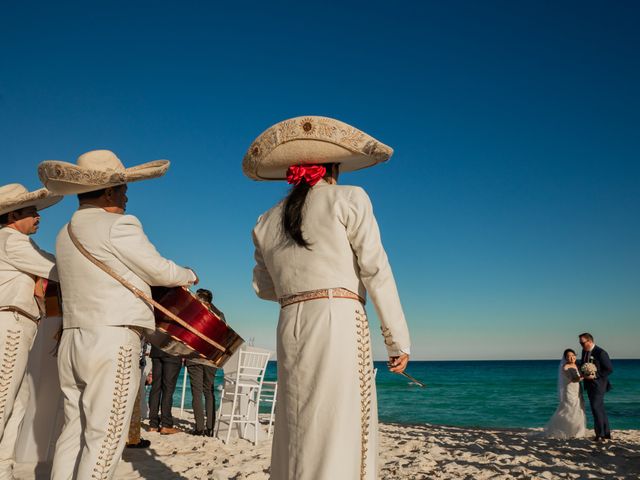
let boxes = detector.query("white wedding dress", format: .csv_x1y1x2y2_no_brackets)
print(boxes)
543,363,587,439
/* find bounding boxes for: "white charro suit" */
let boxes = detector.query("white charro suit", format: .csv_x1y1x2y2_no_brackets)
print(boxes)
51,206,195,480
0,227,57,479
252,180,411,480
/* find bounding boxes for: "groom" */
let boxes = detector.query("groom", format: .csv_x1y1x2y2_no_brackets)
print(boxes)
579,332,613,442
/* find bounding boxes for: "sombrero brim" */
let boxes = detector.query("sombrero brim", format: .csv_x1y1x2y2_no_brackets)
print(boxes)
242,116,393,181
38,160,170,195
0,188,63,216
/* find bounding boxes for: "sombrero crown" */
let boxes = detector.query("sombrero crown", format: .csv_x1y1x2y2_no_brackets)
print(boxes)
0,183,62,216
38,150,170,195
242,116,393,181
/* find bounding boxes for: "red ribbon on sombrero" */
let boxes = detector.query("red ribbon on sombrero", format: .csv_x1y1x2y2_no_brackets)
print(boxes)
286,164,326,187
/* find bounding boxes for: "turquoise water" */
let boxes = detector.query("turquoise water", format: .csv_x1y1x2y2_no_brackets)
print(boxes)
171,359,640,430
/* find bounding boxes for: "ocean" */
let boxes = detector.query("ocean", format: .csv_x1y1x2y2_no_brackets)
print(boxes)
170,359,640,430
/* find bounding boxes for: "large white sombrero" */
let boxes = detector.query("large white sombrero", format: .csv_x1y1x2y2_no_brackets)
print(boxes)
38,149,170,195
0,183,62,216
242,116,394,181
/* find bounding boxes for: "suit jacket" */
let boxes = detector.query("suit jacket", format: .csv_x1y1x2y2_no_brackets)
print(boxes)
56,206,195,330
581,345,613,394
252,180,411,357
0,227,57,319
150,344,182,362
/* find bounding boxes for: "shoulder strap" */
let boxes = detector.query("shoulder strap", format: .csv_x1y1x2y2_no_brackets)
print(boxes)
66,223,225,352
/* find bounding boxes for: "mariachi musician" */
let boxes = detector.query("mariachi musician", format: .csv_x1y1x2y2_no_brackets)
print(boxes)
0,183,62,479
38,150,198,480
245,116,411,480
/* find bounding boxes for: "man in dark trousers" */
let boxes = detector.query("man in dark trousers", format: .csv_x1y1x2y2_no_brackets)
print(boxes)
148,345,183,434
186,288,225,436
579,332,613,442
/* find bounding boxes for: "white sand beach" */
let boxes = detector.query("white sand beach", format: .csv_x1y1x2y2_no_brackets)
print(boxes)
13,409,639,479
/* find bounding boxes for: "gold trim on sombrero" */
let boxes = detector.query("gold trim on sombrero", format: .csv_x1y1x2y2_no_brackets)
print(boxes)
0,184,62,216
38,150,170,195
242,116,393,181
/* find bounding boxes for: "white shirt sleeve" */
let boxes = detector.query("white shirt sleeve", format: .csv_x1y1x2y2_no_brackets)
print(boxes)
345,187,411,357
5,232,58,281
109,215,196,287
252,224,277,301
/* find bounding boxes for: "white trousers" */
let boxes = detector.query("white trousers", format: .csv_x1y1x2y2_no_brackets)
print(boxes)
0,311,37,480
51,326,141,480
271,297,378,480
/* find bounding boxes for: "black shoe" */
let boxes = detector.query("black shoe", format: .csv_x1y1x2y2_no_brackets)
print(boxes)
204,428,214,437
593,436,603,442
126,438,151,449
190,429,205,436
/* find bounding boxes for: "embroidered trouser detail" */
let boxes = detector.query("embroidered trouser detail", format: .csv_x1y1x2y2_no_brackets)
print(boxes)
91,346,133,480
0,331,20,425
52,327,141,480
0,312,38,477
355,309,372,480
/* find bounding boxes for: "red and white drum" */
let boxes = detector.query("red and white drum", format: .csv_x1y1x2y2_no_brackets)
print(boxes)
148,287,244,368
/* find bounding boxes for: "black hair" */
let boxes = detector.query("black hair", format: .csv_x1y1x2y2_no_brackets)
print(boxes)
0,208,26,226
77,184,126,203
77,187,110,202
563,348,576,360
579,332,594,342
282,164,337,248
196,288,213,304
283,180,312,248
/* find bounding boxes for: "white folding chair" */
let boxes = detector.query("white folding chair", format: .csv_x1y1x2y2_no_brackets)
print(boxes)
259,380,278,438
215,349,271,444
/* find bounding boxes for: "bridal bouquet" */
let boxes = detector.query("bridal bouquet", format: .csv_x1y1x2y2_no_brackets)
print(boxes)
580,362,597,379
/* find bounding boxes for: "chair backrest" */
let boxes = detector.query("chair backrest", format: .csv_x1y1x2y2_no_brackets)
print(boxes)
259,380,277,401
235,350,271,384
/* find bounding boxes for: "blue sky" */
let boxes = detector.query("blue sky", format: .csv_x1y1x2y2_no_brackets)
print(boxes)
1,1,638,360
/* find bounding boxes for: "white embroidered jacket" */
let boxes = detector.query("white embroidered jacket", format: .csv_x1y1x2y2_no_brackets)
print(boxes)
56,206,196,330
0,227,58,320
252,180,411,357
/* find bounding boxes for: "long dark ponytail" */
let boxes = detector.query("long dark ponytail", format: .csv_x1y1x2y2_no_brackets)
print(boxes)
282,163,336,248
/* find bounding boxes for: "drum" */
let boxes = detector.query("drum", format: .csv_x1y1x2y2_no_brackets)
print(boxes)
148,286,244,368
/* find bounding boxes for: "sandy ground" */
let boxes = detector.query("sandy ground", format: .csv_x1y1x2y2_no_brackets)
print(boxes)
14,411,640,479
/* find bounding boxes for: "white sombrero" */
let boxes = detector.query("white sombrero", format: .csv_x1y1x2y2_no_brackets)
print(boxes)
0,183,63,216
242,116,394,181
38,149,170,195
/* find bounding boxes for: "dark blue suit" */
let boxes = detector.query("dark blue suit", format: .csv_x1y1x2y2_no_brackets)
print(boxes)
581,345,613,438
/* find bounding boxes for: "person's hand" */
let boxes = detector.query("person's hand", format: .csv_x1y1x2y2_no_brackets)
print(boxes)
185,267,199,285
388,353,409,373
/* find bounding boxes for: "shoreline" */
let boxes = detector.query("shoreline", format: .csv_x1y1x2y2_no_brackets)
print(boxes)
13,412,639,479
381,419,640,433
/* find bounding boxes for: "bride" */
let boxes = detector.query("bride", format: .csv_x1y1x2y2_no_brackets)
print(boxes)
543,348,587,438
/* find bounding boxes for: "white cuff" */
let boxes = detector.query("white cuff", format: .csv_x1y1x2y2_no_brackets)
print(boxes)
386,346,411,357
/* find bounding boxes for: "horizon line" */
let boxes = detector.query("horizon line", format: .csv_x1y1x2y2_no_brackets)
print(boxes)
262,357,640,362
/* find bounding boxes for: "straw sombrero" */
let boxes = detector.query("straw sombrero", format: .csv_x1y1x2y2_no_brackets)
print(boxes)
242,116,393,181
0,183,62,216
38,150,170,195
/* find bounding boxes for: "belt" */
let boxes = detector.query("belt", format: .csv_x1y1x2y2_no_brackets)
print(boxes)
279,288,365,308
0,306,40,323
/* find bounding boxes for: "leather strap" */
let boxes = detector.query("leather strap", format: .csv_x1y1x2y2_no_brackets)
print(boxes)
66,223,225,353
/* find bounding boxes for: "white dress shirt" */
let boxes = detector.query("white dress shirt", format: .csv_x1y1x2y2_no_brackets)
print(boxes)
252,180,411,356
56,206,196,330
0,227,57,319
